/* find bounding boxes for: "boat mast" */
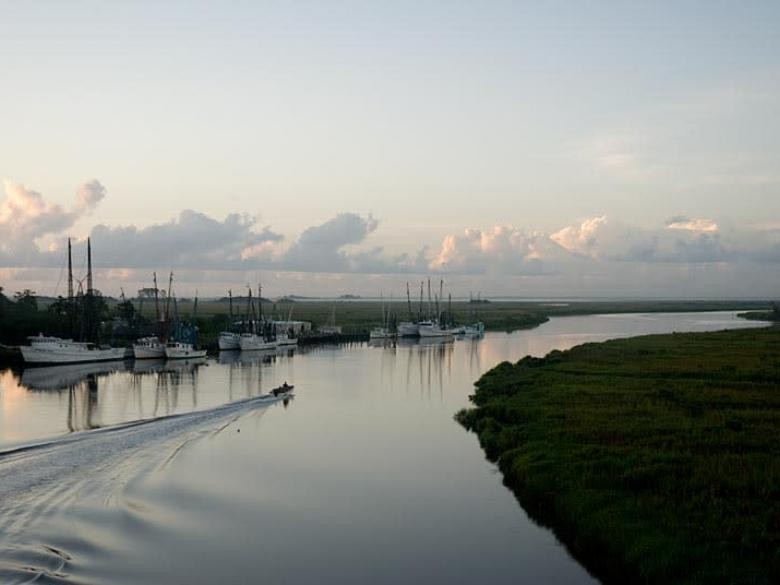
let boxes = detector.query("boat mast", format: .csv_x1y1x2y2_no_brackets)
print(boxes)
427,278,432,320
228,289,233,320
258,284,263,323
67,237,74,335
86,237,93,295
439,279,444,322
406,282,412,321
419,281,423,322
153,272,161,326
67,238,74,300
246,285,253,333
163,271,173,341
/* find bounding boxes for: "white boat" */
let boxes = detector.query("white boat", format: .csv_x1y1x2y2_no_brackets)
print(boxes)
463,322,485,336
369,327,395,339
164,341,207,359
275,332,298,347
239,333,277,351
133,336,166,359
218,331,241,350
20,335,126,365
418,321,455,338
397,321,419,337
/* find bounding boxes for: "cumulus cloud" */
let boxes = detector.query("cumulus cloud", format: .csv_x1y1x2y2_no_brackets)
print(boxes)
430,226,567,275
281,213,383,272
429,215,780,274
665,216,719,233
3,180,780,300
90,210,284,269
0,179,106,264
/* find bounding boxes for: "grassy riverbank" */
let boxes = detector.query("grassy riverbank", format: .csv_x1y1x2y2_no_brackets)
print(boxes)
457,326,780,584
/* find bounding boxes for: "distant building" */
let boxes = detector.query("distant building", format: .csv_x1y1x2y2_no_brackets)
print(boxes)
137,288,166,299
272,320,312,335
318,325,342,335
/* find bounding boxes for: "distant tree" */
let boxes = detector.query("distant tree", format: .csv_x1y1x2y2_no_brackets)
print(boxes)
115,298,137,323
138,287,166,299
13,289,38,312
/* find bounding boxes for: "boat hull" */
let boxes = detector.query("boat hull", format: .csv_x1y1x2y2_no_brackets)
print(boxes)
397,322,419,337
418,326,455,338
20,345,127,365
133,345,166,359
239,335,277,351
218,332,240,350
165,347,207,359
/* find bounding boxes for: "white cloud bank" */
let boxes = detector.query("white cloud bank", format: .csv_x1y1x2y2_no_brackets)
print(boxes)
1,180,780,296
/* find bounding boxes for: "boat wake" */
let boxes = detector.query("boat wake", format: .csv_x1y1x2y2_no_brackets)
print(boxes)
0,393,291,585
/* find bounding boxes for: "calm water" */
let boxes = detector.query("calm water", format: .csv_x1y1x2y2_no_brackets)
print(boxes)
0,312,765,584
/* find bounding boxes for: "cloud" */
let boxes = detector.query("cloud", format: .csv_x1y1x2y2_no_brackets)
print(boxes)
281,213,385,272
3,180,780,302
0,179,106,264
665,216,719,233
90,210,284,269
429,215,780,272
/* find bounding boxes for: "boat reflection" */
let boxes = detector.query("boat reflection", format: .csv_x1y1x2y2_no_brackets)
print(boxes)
20,360,129,391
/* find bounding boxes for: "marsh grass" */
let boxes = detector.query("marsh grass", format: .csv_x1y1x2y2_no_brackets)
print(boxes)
457,326,780,584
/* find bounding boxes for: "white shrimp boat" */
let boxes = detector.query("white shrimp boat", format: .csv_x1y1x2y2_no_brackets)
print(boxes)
275,332,298,347
418,321,455,338
218,331,241,350
239,333,277,351
164,341,207,359
397,321,419,337
20,335,126,365
369,327,394,339
133,336,166,359
463,322,485,337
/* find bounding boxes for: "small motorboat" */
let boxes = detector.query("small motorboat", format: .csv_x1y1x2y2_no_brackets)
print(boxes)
271,382,294,397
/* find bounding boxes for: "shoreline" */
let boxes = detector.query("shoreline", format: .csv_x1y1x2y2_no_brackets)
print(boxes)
457,325,780,584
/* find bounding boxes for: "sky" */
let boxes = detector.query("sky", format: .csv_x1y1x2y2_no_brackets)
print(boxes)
1,1,779,298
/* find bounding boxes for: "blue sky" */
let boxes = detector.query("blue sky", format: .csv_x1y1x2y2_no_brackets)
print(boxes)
1,1,779,296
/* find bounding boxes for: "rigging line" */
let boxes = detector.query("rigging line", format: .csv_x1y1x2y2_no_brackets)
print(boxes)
53,251,66,297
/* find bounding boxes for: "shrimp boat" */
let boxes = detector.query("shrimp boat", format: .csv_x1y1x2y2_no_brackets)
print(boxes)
134,272,167,358
397,321,419,337
133,336,166,359
218,331,241,350
164,341,207,359
238,284,278,350
418,320,456,338
21,335,126,365
218,289,241,350
275,332,298,347
20,238,126,365
369,291,395,339
239,333,277,351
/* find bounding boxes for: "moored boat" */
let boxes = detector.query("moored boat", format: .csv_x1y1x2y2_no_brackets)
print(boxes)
133,336,166,359
164,341,207,359
218,331,241,350
21,335,127,365
275,332,298,347
418,321,455,338
369,327,394,339
239,333,277,351
397,321,419,337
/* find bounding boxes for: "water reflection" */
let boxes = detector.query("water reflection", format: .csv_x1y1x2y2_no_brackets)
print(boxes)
0,311,767,585
20,360,129,391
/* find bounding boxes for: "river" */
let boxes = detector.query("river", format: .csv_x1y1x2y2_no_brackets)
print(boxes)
0,312,764,584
